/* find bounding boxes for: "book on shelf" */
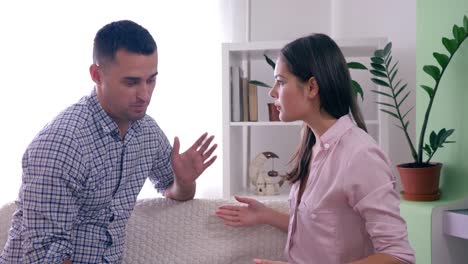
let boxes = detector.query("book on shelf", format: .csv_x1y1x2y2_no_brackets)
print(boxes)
241,77,249,121
230,67,260,122
248,83,258,121
230,66,242,122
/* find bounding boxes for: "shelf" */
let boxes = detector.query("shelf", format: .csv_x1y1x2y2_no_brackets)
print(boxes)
230,121,303,127
230,119,378,127
223,38,388,60
443,209,468,239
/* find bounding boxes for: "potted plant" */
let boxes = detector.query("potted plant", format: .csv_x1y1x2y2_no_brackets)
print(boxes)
369,15,467,201
250,55,367,121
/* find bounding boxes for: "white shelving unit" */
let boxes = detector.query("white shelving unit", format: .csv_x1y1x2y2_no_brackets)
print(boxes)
221,38,389,200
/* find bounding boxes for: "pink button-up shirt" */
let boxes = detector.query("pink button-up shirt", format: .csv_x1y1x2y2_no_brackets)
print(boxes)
285,115,415,264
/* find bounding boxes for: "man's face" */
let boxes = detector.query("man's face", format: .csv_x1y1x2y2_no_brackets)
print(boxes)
93,49,158,129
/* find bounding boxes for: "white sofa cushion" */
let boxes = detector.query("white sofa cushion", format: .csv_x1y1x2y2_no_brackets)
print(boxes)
0,198,288,263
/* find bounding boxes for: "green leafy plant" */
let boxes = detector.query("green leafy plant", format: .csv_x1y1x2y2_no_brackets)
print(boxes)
250,55,368,100
369,15,467,166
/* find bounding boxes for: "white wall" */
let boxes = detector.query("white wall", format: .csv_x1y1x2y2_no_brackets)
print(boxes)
332,0,417,166
224,0,416,168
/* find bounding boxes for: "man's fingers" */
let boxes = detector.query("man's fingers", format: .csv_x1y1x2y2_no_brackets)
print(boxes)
202,156,217,171
189,132,208,151
172,136,180,156
202,144,217,160
198,135,215,154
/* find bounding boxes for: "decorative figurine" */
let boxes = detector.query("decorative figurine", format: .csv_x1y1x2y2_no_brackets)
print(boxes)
249,151,284,195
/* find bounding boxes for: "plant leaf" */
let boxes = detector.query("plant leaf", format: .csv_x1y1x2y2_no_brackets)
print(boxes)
351,80,364,100
375,101,396,108
371,89,393,98
390,69,398,83
442,37,458,55
347,62,368,70
264,54,276,69
437,129,446,147
430,131,437,150
249,80,271,88
371,57,384,64
433,52,449,69
464,15,468,33
404,120,410,129
383,42,392,57
388,61,399,75
371,78,390,87
371,63,386,71
438,128,455,146
394,79,403,90
397,91,411,108
402,106,414,120
374,49,385,58
395,83,408,98
453,25,466,44
423,144,433,156
379,109,400,120
423,65,441,81
386,55,393,68
370,69,387,78
420,85,434,98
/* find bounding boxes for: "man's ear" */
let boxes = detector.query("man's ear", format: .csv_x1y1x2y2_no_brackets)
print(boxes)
89,64,101,85
306,76,319,99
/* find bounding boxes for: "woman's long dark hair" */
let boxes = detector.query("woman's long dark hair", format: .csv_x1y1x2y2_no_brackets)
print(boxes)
283,34,367,183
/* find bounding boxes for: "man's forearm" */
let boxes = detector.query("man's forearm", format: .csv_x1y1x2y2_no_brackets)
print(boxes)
63,259,72,264
164,180,196,201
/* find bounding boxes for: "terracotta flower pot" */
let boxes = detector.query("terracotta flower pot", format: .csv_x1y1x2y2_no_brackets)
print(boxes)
267,103,280,121
397,162,442,201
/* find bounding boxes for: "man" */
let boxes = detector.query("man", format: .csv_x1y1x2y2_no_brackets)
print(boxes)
0,20,217,263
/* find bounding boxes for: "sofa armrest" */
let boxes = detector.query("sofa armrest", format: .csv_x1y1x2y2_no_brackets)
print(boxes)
123,198,288,264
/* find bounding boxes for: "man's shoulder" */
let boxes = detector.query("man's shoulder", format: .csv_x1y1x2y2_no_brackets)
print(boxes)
35,97,94,143
48,103,91,132
141,115,163,133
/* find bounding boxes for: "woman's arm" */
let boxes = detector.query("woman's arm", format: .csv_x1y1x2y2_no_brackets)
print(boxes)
349,253,405,264
215,196,289,232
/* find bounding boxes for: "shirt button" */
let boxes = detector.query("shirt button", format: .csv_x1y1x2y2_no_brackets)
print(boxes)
324,143,330,150
310,213,317,219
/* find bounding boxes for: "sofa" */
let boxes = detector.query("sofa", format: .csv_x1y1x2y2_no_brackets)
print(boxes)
0,198,288,263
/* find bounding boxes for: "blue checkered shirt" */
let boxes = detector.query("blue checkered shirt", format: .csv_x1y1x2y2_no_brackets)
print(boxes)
0,90,174,263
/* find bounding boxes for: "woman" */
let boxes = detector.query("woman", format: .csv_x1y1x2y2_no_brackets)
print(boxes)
215,34,415,264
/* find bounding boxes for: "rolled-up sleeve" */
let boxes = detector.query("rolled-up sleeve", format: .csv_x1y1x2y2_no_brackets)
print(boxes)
21,132,84,263
344,146,415,264
148,128,174,193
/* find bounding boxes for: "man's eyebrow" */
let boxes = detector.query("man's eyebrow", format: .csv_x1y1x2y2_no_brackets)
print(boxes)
121,72,158,81
122,76,141,82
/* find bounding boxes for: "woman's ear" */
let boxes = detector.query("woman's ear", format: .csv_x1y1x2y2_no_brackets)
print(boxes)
89,64,101,85
306,76,319,99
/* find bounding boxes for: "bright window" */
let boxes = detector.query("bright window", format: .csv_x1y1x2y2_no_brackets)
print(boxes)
0,0,225,205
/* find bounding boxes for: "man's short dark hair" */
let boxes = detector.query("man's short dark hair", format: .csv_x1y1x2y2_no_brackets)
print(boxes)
93,20,157,65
